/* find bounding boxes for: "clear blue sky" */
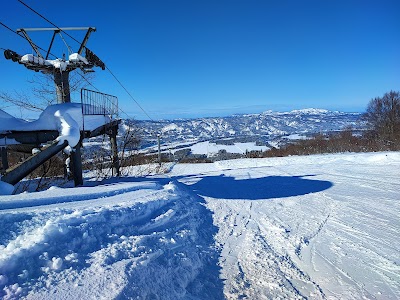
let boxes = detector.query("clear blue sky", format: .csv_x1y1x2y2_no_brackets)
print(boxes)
1,0,399,120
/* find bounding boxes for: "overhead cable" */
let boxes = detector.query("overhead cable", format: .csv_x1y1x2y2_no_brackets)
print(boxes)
17,0,156,122
0,20,57,59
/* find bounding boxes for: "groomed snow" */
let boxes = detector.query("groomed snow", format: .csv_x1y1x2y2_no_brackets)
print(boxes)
0,152,399,299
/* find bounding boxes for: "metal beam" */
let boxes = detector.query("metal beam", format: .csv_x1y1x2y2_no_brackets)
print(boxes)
0,130,59,145
46,30,59,59
17,27,96,32
70,142,83,186
1,140,68,185
78,27,96,54
18,29,43,58
84,120,121,139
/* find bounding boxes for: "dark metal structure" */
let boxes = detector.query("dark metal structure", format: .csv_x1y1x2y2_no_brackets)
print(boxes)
4,27,104,104
81,88,120,176
1,27,120,188
81,89,118,119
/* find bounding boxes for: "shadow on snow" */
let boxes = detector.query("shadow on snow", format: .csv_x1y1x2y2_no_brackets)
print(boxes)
189,174,333,200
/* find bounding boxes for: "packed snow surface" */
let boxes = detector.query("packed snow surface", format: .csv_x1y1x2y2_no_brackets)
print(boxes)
0,152,399,299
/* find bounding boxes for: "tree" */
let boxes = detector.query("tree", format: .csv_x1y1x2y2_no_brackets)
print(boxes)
0,71,94,114
363,91,400,145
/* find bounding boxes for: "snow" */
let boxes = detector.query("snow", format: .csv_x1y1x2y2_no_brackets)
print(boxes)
0,151,399,299
290,108,330,114
54,110,81,150
20,54,51,68
284,133,310,140
20,53,91,72
161,123,183,133
0,104,110,133
68,53,89,65
189,141,268,156
0,104,112,150
0,182,14,195
46,59,68,72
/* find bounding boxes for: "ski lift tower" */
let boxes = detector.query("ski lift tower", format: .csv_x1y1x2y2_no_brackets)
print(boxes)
2,27,119,186
4,27,105,103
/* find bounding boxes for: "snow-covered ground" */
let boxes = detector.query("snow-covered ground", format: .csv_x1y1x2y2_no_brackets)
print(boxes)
190,141,268,156
0,152,399,299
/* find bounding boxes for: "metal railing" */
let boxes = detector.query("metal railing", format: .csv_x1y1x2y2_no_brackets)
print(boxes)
81,88,118,118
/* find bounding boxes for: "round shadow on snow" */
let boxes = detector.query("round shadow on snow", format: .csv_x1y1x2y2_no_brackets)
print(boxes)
190,175,333,200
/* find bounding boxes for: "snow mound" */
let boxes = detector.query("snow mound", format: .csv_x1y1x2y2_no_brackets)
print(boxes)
54,110,81,151
0,103,112,134
0,182,14,195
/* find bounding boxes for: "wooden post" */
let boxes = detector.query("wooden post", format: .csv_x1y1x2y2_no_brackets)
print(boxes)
110,125,120,177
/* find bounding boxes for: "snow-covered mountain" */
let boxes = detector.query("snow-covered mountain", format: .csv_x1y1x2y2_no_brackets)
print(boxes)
135,109,363,148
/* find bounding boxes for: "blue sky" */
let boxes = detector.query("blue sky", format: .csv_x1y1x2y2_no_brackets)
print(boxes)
1,0,399,120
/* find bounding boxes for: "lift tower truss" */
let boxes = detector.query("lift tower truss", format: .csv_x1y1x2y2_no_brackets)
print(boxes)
2,26,114,187
4,27,105,103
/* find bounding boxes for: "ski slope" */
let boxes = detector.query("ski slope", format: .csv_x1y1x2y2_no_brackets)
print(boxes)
0,152,399,299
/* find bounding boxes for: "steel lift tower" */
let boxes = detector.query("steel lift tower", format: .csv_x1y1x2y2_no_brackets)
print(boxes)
4,27,104,103
2,27,119,187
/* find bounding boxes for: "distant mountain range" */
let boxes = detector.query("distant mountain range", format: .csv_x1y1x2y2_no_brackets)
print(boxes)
133,109,364,150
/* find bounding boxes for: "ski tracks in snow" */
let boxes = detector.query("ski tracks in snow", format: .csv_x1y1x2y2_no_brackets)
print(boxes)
202,199,325,300
1,152,399,299
174,153,400,300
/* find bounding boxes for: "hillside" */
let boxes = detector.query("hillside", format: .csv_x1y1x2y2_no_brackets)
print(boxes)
137,109,362,143
127,109,364,158
0,152,399,299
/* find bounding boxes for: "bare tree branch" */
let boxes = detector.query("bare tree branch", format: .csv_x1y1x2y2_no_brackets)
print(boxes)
0,70,95,113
